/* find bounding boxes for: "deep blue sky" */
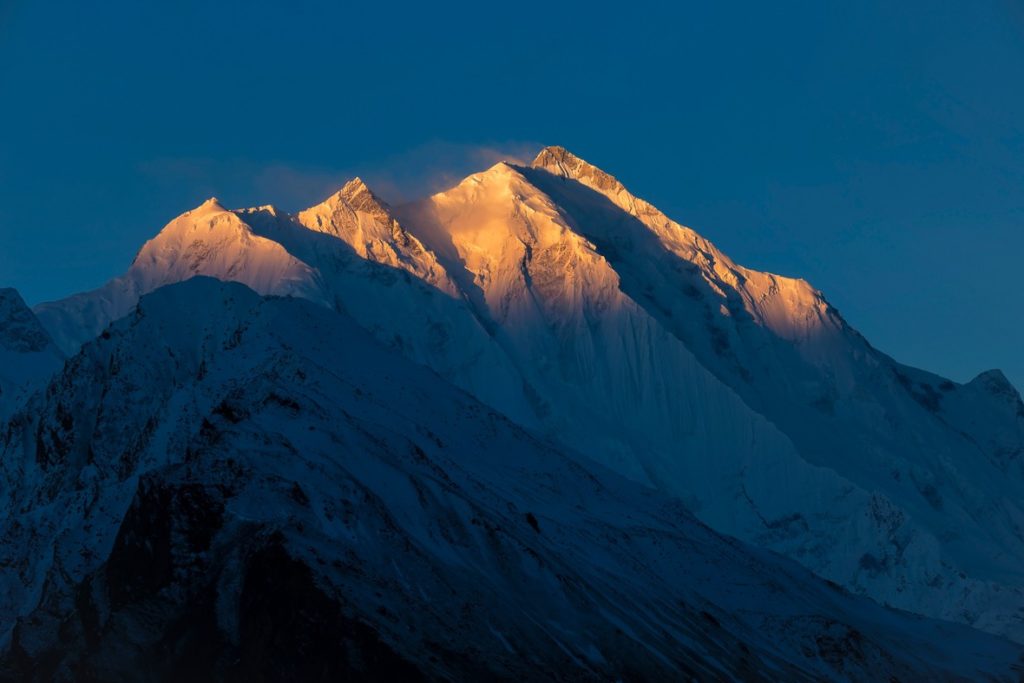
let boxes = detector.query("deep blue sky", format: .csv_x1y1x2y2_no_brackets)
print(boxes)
1,1,1022,388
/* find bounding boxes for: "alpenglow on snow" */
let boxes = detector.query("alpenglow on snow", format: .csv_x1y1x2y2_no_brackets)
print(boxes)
8,148,1024,675
30,147,1024,642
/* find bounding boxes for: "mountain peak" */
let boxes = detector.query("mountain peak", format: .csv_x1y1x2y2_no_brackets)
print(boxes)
969,368,1023,401
343,176,368,191
0,287,56,354
0,287,23,306
469,160,522,182
531,145,579,167
191,197,227,215
295,177,456,293
531,146,625,194
313,177,388,216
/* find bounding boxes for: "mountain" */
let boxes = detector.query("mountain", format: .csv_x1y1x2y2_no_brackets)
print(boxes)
3,277,1021,681
523,148,1024,633
0,289,63,422
28,146,1024,644
294,177,456,292
32,198,323,354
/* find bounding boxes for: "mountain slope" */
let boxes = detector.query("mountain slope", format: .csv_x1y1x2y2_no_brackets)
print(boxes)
395,161,808,491
0,289,63,422
3,278,1021,681
524,147,1024,638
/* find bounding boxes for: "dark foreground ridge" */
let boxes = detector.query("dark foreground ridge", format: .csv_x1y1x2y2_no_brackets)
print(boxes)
2,278,1021,681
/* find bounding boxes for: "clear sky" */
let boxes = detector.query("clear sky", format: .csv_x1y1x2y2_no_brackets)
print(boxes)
1,1,1022,389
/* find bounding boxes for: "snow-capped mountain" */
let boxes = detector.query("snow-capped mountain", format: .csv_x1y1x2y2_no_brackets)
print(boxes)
524,148,1024,633
0,289,63,423
32,198,323,354
3,278,1021,680
522,149,1024,636
25,146,1024,646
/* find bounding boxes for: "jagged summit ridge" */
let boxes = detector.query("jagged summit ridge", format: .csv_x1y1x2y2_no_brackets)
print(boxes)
531,145,629,195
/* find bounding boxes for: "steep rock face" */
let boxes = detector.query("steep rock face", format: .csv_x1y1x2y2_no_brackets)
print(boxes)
295,177,456,294
3,278,1021,681
0,289,63,422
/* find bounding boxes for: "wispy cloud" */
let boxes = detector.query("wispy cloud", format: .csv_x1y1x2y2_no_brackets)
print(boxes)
137,140,543,211
358,140,543,203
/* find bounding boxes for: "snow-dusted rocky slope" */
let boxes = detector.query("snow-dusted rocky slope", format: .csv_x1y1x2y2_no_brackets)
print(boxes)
29,147,1024,644
3,278,1022,681
523,149,1024,636
0,289,63,423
